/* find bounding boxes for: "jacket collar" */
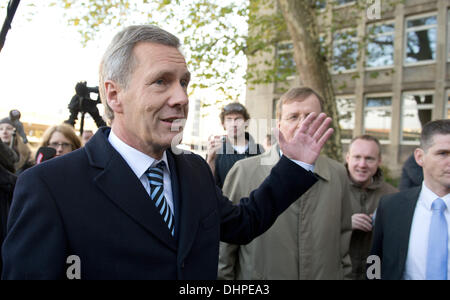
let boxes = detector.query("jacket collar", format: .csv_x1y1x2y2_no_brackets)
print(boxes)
85,127,177,251
396,186,422,276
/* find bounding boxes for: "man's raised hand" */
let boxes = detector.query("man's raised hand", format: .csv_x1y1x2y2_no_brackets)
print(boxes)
277,112,334,165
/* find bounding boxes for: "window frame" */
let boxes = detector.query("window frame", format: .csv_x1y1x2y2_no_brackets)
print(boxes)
365,20,396,71
331,28,359,74
276,41,296,81
334,0,356,9
363,93,393,144
447,10,450,62
404,12,438,67
336,94,356,144
401,90,435,145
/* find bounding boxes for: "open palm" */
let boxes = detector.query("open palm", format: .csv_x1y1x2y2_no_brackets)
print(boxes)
277,112,334,165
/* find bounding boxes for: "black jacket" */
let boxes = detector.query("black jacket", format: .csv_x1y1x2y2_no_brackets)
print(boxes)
399,154,423,191
0,142,18,174
2,127,317,279
214,132,264,188
0,164,16,273
370,187,421,279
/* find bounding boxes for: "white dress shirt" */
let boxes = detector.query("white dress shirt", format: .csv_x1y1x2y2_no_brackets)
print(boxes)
279,149,315,173
403,182,450,280
108,130,174,214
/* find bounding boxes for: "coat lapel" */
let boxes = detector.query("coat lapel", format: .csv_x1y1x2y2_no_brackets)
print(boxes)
171,152,202,262
396,187,421,276
86,128,177,251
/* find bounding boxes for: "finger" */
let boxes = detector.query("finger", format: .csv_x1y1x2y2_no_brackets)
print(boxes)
353,220,367,232
361,214,373,223
360,219,373,231
312,116,332,142
354,220,371,232
307,113,327,136
354,216,372,229
297,112,317,135
316,127,334,149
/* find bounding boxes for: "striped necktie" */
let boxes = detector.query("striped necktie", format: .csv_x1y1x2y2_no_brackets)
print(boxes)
426,198,448,280
145,161,174,237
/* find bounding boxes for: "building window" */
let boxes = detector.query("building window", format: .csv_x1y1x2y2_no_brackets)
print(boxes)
335,0,356,7
366,21,395,68
405,14,437,65
336,96,355,141
364,95,392,142
401,92,434,143
448,10,450,62
314,0,326,10
332,29,358,72
276,42,296,80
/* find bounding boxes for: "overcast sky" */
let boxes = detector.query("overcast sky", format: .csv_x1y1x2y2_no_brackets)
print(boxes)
0,2,116,129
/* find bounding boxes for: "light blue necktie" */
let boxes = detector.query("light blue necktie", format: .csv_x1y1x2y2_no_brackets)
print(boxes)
145,161,174,237
426,198,448,280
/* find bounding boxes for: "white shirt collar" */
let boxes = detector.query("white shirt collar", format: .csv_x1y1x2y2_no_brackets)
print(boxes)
108,130,170,180
420,181,450,211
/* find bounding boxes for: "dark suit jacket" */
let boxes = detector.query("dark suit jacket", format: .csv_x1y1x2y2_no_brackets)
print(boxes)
370,187,421,280
2,127,318,279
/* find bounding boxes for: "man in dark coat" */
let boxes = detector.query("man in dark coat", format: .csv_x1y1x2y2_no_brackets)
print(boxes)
370,119,449,280
2,25,333,279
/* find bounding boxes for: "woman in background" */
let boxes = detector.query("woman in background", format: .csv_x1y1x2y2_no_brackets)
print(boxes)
0,118,33,175
40,124,81,157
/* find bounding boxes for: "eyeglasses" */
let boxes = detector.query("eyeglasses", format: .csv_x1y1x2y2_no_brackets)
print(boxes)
49,142,73,150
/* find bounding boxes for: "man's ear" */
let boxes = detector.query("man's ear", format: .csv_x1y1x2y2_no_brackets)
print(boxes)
104,80,123,114
414,148,424,167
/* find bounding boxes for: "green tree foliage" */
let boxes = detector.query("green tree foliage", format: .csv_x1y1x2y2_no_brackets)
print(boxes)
39,0,400,160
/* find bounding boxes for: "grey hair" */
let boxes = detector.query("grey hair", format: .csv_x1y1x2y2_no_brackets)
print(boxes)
99,25,181,123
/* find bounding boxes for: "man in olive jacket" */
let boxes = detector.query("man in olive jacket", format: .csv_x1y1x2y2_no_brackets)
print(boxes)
345,135,398,280
218,87,352,280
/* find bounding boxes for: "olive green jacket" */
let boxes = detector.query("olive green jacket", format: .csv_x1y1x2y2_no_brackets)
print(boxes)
218,145,353,280
347,169,398,280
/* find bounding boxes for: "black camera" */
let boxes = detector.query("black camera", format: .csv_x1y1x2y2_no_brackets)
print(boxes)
65,81,106,130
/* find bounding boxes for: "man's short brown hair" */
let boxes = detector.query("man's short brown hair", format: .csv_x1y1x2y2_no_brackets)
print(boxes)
420,119,450,151
219,102,250,124
276,87,324,120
